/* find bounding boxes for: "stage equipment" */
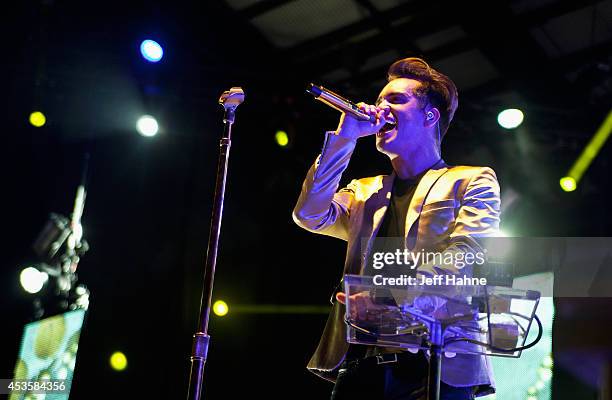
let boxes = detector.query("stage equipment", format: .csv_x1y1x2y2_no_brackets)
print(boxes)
27,154,91,318
9,155,91,399
497,108,524,129
29,111,46,127
32,213,71,261
559,176,577,192
275,130,289,147
343,274,542,400
481,272,553,399
8,309,87,399
562,109,612,190
140,39,163,62
187,87,245,400
136,115,159,137
110,351,128,371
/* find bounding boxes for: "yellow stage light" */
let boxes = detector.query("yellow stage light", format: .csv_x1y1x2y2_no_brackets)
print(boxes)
559,176,576,192
29,111,46,127
213,300,229,317
275,130,289,147
110,351,128,371
562,110,612,191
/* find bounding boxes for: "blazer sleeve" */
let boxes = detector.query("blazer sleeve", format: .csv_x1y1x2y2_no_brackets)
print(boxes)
416,167,501,277
451,167,501,239
292,132,358,241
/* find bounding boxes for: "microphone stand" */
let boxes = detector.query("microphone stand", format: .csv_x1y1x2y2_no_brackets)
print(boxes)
187,87,245,400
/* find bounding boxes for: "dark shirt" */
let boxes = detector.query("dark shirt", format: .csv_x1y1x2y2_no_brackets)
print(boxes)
348,174,422,360
377,175,420,239
363,174,421,278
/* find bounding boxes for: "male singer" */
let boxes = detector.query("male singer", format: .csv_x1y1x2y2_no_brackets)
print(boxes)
293,58,500,399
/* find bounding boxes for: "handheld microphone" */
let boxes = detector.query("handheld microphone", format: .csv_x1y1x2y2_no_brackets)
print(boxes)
306,84,375,123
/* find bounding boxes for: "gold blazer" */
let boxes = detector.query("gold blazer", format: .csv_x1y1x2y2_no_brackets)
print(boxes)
293,133,501,393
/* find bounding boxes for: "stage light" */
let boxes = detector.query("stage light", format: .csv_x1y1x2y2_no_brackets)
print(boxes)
497,109,524,129
213,300,228,317
275,130,289,147
19,266,48,294
538,367,552,381
563,110,612,189
110,351,127,371
29,111,46,127
140,40,163,62
136,115,159,137
559,176,576,192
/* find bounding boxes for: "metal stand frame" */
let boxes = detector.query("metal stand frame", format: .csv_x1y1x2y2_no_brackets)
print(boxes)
427,323,443,400
343,275,542,400
186,87,245,400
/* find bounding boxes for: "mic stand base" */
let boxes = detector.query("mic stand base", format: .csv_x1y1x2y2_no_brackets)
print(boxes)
187,333,210,400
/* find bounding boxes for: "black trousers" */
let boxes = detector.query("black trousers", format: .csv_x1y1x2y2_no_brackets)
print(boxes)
330,353,476,400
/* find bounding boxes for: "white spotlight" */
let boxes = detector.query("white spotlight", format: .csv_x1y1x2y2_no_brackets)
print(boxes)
497,109,524,129
497,230,511,237
20,267,48,294
136,115,159,137
140,40,164,63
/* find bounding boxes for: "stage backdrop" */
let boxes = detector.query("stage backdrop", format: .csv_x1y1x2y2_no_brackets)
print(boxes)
10,309,86,400
482,273,554,400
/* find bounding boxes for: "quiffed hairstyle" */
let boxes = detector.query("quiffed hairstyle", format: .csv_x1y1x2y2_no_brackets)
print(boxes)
387,57,458,136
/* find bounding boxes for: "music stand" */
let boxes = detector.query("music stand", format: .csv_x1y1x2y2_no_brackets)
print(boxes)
343,274,542,400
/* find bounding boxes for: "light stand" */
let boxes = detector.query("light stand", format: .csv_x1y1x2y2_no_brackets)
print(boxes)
29,161,91,318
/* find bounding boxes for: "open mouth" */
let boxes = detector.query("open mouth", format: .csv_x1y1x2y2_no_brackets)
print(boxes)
379,122,396,133
377,116,397,137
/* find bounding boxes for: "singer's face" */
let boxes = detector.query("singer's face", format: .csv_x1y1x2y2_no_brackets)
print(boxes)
374,78,430,156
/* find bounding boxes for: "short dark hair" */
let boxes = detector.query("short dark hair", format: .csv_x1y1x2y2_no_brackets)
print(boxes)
387,57,458,136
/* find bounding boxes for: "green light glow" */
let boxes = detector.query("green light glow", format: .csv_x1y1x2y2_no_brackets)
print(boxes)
559,176,576,192
563,110,612,190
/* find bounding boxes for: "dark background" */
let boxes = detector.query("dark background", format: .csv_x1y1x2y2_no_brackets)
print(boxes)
2,0,611,398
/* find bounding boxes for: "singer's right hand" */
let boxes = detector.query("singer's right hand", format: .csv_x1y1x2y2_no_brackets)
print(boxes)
336,291,388,321
335,103,391,140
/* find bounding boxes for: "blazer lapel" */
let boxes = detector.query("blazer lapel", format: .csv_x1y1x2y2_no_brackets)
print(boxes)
371,173,395,238
404,163,449,248
353,173,394,274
